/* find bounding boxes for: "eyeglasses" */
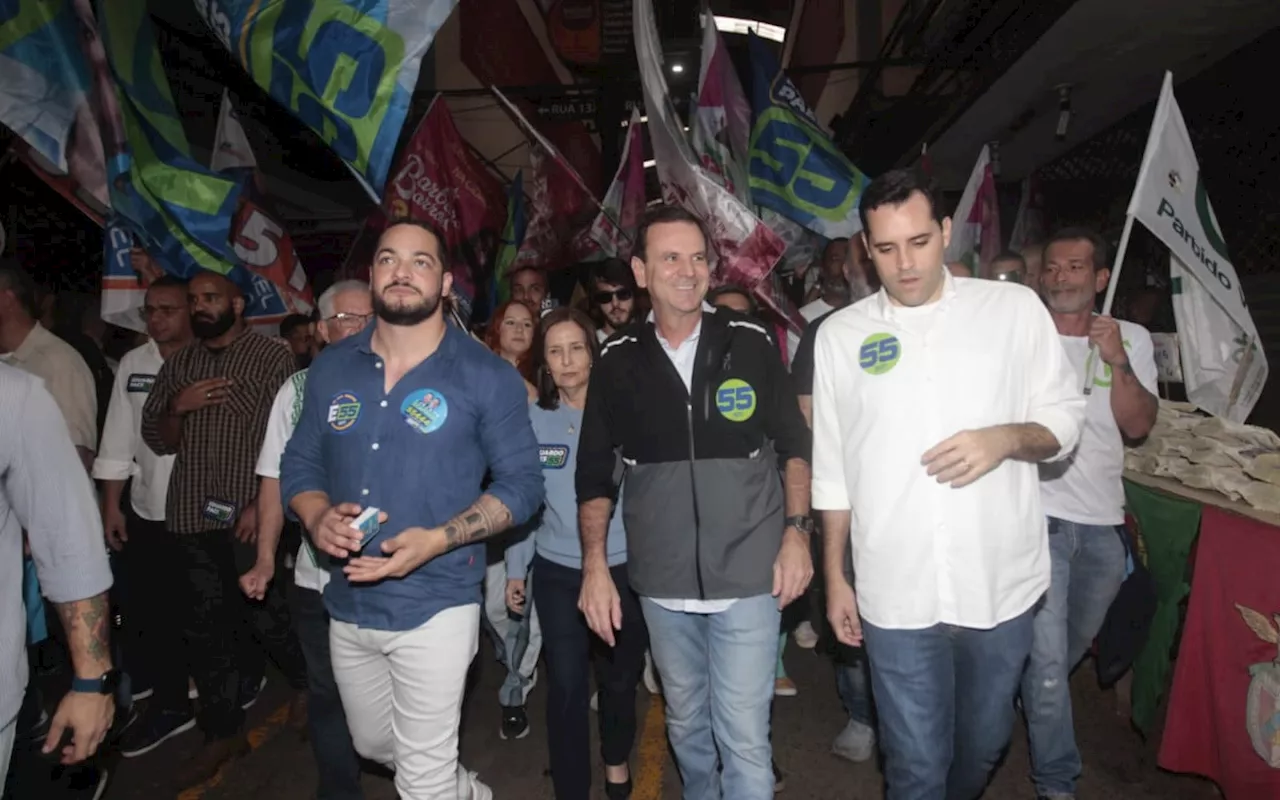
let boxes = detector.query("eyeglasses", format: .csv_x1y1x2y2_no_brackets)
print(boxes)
325,312,373,328
593,288,634,305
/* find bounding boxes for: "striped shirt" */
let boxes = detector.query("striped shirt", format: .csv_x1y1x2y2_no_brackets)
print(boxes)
0,363,113,726
141,330,295,534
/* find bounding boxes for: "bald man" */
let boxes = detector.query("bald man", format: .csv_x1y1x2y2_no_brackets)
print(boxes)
142,271,304,788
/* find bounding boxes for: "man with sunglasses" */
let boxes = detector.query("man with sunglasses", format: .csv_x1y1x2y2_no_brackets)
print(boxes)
241,280,373,800
587,259,639,342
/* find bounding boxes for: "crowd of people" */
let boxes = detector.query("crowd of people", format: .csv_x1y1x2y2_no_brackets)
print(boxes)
0,166,1158,800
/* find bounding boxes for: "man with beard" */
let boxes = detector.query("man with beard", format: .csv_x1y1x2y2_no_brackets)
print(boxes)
281,219,543,800
141,271,304,788
587,258,639,342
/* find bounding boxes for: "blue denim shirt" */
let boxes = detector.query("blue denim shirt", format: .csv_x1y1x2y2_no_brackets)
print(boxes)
280,324,543,632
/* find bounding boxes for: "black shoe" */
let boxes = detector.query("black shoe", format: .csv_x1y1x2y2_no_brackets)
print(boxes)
119,708,197,758
772,760,785,793
239,676,267,710
62,765,110,800
499,705,529,740
604,777,633,799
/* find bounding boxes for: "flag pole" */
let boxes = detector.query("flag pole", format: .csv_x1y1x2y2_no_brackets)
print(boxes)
1081,212,1137,395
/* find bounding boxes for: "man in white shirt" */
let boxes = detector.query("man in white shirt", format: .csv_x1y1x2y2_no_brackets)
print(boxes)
94,276,197,757
785,237,871,362
811,169,1085,800
1022,228,1158,800
241,279,372,800
0,261,98,468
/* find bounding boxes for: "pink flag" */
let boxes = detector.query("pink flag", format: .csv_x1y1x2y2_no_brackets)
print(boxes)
943,145,1002,277
581,109,647,259
692,10,752,200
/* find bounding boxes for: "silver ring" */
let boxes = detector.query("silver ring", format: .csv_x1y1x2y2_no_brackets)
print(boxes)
206,390,212,399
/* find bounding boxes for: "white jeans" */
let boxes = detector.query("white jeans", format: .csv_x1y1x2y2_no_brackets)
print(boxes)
330,604,480,800
484,561,542,706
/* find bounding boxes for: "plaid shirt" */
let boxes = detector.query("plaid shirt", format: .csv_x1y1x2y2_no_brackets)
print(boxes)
142,330,295,534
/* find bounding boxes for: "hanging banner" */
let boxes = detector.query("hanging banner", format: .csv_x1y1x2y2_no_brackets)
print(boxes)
943,144,1002,276
584,109,646,259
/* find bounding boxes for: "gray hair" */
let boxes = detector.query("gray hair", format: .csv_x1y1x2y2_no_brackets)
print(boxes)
317,280,370,319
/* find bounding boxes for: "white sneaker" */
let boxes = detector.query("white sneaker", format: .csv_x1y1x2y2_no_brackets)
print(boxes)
643,651,662,695
831,719,876,763
457,766,493,800
792,621,819,649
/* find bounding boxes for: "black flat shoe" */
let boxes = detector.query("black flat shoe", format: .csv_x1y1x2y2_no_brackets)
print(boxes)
604,777,632,799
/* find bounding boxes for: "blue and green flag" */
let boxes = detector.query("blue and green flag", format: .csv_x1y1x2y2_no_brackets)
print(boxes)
491,171,527,310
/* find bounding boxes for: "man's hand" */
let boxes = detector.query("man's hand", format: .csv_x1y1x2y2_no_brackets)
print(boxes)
239,560,274,601
1089,315,1128,366
102,504,127,551
506,578,527,614
922,427,1015,488
44,691,114,765
307,503,367,558
170,378,234,416
344,525,441,583
772,528,813,609
579,563,622,647
234,503,258,544
826,577,863,647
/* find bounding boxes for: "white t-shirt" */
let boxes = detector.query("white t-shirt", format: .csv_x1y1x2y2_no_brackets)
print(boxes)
1039,320,1159,525
255,370,329,592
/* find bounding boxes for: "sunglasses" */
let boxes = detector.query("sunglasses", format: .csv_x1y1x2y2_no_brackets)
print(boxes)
593,288,634,305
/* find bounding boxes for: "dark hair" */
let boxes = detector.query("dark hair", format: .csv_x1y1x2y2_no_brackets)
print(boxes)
147,275,188,292
588,258,636,291
991,250,1026,269
535,307,599,410
508,264,547,287
706,283,758,316
0,260,39,318
280,314,312,337
858,168,944,232
632,205,716,265
484,300,538,383
1044,227,1109,272
380,216,451,272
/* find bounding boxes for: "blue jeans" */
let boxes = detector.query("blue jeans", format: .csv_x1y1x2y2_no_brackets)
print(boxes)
641,594,779,800
862,607,1036,800
1021,519,1127,797
836,648,875,727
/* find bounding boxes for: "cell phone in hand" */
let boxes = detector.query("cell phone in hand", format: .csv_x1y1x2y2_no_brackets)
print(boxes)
349,507,381,552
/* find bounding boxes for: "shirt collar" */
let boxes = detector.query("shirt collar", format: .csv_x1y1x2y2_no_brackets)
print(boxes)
8,322,50,363
646,302,714,347
874,266,959,322
356,320,459,363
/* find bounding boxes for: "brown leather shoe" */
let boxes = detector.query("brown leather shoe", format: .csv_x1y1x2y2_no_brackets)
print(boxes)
287,691,309,738
176,734,249,789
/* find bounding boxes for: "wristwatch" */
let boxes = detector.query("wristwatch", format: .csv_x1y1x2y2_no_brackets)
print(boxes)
784,515,815,535
71,669,123,696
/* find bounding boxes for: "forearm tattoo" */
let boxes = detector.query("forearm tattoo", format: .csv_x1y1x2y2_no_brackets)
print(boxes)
442,494,513,551
56,593,112,670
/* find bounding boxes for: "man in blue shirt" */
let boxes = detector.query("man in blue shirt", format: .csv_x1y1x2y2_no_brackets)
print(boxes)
281,219,543,800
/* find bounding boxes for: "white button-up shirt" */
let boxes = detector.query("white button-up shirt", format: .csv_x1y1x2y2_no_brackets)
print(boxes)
92,340,174,521
1,323,98,451
811,272,1085,630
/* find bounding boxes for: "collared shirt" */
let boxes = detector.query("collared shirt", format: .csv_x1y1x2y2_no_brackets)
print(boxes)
93,340,174,521
1040,320,1158,525
647,306,739,614
811,272,1085,630
279,324,543,633
0,323,98,451
0,364,112,726
256,370,330,592
142,330,295,534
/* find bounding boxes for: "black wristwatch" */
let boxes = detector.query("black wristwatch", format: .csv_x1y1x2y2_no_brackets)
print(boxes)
784,515,815,535
71,669,123,696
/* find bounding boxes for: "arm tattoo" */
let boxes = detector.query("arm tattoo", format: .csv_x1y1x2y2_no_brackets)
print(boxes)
442,494,514,551
55,593,113,673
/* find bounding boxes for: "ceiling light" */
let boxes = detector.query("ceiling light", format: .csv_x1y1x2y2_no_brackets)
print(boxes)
670,63,684,74
643,159,656,169
713,15,786,43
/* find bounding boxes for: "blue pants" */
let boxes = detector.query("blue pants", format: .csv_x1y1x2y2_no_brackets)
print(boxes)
641,594,780,800
862,607,1036,800
1021,519,1127,798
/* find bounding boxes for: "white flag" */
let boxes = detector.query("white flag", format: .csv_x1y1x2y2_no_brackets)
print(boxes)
943,145,1001,276
1129,72,1266,421
211,91,257,172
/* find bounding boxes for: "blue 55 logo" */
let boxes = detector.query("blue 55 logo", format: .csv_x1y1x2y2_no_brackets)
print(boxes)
716,379,757,422
748,108,868,227
859,334,901,375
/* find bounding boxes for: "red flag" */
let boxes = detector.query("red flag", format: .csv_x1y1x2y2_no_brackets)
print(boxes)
383,96,508,310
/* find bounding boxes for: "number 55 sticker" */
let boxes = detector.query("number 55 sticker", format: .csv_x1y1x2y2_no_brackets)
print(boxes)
716,379,757,422
859,334,902,375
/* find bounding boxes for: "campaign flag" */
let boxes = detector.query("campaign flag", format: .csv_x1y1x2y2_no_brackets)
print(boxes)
100,216,146,332
513,149,562,269
1128,72,1266,422
746,32,868,239
491,171,527,308
0,0,109,208
383,95,507,320
585,109,647,259
1008,175,1047,252
212,92,314,318
691,9,751,200
942,144,1001,276
634,0,793,328
196,0,458,199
